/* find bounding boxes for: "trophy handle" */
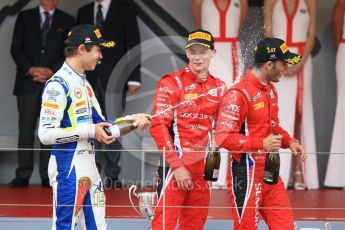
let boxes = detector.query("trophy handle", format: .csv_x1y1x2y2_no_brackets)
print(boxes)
128,185,143,217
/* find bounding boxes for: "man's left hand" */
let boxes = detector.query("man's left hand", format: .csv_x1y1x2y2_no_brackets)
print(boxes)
290,141,307,161
128,85,140,95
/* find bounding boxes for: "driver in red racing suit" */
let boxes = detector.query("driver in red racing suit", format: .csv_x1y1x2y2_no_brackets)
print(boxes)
150,29,226,230
215,38,306,230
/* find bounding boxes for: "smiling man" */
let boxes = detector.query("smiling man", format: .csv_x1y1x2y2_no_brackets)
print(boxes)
38,24,150,229
150,29,226,230
215,37,306,230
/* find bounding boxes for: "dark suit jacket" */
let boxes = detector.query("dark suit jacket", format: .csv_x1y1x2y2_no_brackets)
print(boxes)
11,7,74,95
76,0,141,91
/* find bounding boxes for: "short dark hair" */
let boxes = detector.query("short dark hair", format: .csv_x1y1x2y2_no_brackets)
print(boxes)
252,62,265,69
64,45,93,57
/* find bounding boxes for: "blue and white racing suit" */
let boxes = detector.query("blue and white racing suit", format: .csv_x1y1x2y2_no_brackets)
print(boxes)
38,61,107,230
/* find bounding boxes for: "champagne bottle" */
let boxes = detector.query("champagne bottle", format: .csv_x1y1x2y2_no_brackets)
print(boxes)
263,134,280,184
204,145,221,182
104,117,138,138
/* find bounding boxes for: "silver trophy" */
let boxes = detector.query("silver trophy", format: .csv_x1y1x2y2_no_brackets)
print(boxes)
129,185,157,220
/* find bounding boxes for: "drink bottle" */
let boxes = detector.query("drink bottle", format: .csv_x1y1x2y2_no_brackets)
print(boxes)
104,117,138,137
263,134,280,184
204,145,221,182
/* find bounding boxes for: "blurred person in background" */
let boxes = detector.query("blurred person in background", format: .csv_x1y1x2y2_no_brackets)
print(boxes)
324,0,345,189
8,0,74,188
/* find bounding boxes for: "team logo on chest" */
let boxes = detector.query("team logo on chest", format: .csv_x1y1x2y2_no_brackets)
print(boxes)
184,84,196,91
252,92,262,102
86,85,93,97
254,102,264,111
74,88,82,99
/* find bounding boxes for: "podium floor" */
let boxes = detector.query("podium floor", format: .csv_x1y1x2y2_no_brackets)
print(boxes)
0,186,344,229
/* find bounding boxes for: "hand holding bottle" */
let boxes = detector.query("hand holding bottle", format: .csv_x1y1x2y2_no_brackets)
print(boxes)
95,122,117,144
103,113,151,137
263,133,282,152
263,133,281,184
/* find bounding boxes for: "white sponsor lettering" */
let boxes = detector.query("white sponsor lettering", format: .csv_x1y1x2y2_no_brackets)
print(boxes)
156,103,171,108
253,92,262,101
181,100,197,107
255,183,262,227
156,109,170,116
179,113,213,120
157,93,170,98
184,84,195,91
270,90,275,98
156,97,167,102
228,104,240,113
220,121,236,129
184,124,209,131
159,86,174,94
165,140,175,151
221,113,239,120
208,88,218,97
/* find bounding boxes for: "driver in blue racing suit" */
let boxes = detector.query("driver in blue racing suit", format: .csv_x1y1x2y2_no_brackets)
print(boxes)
38,24,150,229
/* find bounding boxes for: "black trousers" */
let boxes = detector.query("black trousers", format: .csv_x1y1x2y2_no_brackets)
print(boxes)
15,89,50,181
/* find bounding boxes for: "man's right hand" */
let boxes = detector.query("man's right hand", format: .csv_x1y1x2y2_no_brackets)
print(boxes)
173,166,193,191
95,122,116,145
133,113,151,131
263,133,282,152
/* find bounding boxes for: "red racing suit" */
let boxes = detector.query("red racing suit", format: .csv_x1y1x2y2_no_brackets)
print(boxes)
215,70,295,230
150,65,225,230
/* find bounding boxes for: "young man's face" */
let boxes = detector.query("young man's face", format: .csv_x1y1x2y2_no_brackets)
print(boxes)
186,45,215,75
267,60,288,82
81,45,103,71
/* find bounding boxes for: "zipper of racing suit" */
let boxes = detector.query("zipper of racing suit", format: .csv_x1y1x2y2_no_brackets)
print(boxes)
264,87,270,135
82,76,95,151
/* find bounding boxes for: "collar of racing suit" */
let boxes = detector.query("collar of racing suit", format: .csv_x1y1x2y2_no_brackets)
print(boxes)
64,61,87,82
184,65,208,83
245,69,272,92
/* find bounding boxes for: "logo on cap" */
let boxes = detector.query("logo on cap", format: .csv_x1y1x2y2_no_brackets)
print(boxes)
188,32,211,42
94,29,101,39
280,43,288,54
